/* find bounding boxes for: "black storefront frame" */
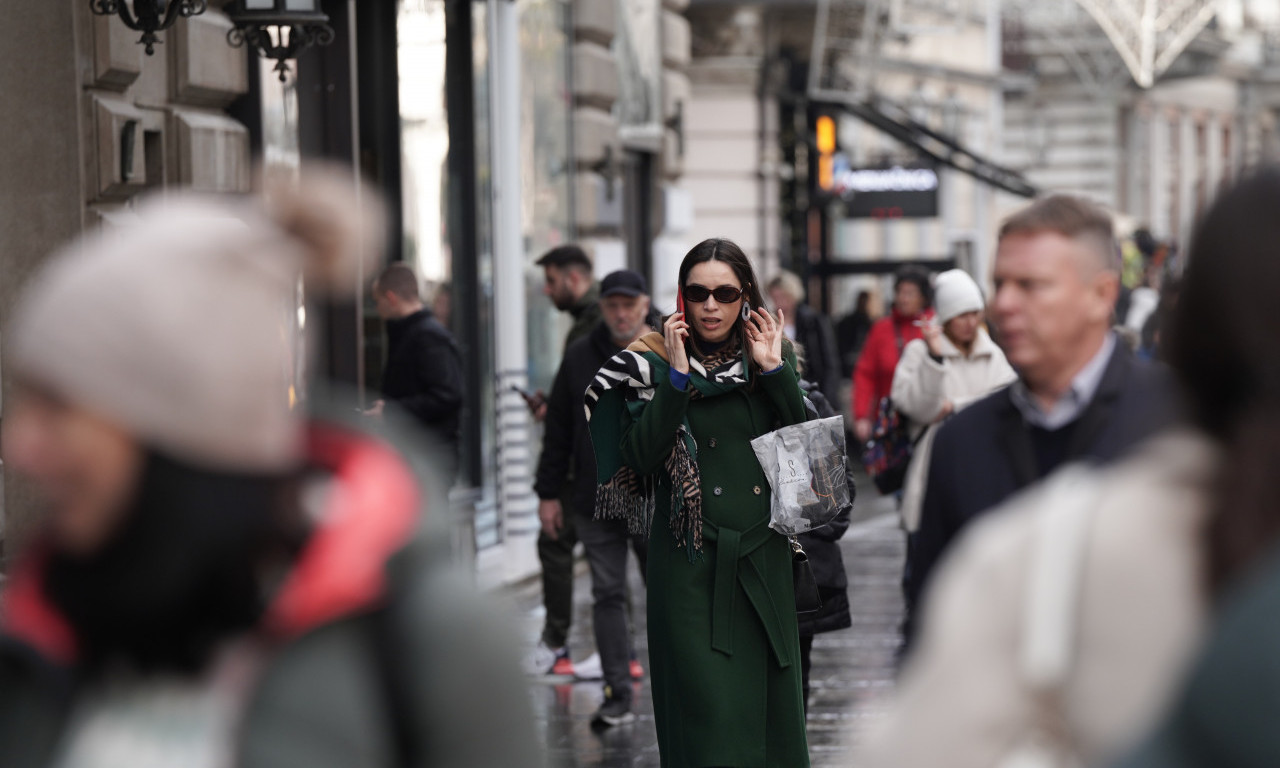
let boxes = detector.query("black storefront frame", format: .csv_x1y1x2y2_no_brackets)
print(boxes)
286,0,486,494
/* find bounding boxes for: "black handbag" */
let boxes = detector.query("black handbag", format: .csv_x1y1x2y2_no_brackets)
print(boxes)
790,537,822,615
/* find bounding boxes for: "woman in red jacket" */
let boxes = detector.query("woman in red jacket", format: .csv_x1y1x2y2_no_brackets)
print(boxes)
852,266,935,443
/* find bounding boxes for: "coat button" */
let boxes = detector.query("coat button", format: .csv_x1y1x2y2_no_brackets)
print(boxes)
753,486,762,495
713,486,723,496
708,438,717,448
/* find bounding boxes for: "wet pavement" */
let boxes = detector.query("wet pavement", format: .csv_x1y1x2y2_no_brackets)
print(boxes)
512,480,905,767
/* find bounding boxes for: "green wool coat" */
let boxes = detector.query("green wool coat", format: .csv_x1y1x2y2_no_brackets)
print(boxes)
621,346,811,768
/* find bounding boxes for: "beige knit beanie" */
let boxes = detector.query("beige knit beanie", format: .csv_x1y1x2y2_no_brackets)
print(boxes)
8,167,383,473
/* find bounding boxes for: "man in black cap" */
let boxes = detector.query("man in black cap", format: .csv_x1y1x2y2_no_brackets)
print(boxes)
533,269,654,726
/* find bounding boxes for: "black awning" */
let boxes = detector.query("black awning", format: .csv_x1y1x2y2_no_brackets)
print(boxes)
817,97,1038,199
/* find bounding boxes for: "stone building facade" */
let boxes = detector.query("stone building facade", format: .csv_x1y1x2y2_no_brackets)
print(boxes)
1003,0,1280,246
0,0,692,583
0,4,252,555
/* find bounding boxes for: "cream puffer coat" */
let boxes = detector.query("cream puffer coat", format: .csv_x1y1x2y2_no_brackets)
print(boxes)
890,328,1016,531
858,429,1216,768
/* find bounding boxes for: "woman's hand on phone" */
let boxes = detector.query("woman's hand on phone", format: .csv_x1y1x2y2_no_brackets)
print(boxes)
664,312,690,374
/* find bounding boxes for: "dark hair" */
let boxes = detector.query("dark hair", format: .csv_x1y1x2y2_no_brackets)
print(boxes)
1168,167,1280,595
375,263,421,302
535,244,592,275
999,194,1119,273
1133,227,1158,258
677,238,767,335
894,266,934,308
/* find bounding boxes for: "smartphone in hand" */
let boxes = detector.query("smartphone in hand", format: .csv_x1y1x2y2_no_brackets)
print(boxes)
511,384,545,411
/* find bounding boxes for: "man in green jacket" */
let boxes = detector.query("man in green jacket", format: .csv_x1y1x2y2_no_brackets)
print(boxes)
525,244,603,678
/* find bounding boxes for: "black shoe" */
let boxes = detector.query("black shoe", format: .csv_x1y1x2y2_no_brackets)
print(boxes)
591,688,636,728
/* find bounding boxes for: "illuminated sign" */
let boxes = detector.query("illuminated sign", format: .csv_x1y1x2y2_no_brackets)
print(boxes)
826,157,939,219
812,112,939,218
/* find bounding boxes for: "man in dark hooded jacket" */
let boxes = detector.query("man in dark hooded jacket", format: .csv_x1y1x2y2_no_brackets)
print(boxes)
369,263,464,484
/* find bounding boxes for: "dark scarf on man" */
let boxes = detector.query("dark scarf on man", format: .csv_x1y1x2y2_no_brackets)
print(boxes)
44,452,304,677
586,327,771,561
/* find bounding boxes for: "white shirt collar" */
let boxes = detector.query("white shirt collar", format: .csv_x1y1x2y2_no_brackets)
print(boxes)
1010,333,1116,430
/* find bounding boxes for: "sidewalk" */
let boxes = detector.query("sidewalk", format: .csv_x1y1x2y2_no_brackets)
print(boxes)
512,483,906,767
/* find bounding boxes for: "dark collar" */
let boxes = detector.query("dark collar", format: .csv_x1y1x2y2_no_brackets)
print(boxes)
590,319,622,357
570,285,600,319
388,308,431,328
998,341,1133,486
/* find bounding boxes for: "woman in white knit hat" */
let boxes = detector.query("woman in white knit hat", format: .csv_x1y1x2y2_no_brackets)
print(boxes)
890,269,1016,535
0,172,541,768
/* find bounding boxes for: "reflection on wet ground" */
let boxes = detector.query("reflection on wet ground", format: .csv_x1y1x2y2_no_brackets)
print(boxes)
515,486,905,767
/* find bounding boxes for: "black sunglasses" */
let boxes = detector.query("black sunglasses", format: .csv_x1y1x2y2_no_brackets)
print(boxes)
682,284,744,304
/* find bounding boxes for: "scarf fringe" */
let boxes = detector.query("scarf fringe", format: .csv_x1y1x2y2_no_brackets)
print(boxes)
665,429,704,562
595,467,656,539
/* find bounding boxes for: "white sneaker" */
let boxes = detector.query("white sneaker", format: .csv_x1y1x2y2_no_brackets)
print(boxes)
524,642,573,678
573,652,603,680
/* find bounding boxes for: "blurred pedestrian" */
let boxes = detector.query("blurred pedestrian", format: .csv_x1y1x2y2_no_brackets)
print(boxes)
835,289,875,378
0,178,541,768
1123,261,1161,334
587,238,811,767
890,269,1015,535
426,279,453,331
1138,275,1179,362
903,194,1175,650
795,366,855,716
368,263,465,485
524,243,600,678
851,267,934,445
532,269,652,726
767,270,841,399
864,169,1280,768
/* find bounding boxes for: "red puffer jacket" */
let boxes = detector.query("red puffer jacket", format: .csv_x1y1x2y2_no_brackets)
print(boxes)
851,309,934,420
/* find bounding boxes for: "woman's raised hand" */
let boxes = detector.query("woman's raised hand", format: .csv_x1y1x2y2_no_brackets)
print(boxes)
664,312,691,374
746,307,784,372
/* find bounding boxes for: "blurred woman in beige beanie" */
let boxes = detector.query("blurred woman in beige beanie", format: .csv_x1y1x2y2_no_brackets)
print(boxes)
891,269,1016,534
0,169,542,768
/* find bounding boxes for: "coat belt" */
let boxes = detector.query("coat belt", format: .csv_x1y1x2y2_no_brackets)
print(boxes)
702,517,794,668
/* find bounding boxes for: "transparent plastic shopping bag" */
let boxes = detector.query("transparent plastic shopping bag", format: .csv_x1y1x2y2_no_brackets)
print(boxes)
750,415,852,535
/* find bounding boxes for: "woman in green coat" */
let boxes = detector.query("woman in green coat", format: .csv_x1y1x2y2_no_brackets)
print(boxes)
587,238,811,767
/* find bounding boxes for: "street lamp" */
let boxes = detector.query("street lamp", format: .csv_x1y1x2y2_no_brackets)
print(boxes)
89,0,209,55
224,0,335,82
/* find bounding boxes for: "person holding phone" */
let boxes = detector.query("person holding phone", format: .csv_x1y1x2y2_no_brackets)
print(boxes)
587,238,812,766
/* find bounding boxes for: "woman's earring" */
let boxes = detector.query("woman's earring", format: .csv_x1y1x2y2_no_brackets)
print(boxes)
741,302,751,322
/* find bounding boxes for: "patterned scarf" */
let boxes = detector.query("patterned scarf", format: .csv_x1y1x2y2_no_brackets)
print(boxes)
585,331,750,560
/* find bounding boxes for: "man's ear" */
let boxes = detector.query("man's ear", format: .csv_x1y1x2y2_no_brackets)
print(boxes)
1091,271,1121,322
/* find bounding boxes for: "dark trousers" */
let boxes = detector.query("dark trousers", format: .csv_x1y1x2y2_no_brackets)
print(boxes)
576,512,648,700
537,510,579,650
897,530,919,666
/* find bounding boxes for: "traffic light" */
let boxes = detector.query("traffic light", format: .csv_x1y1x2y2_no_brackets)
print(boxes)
816,115,836,192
